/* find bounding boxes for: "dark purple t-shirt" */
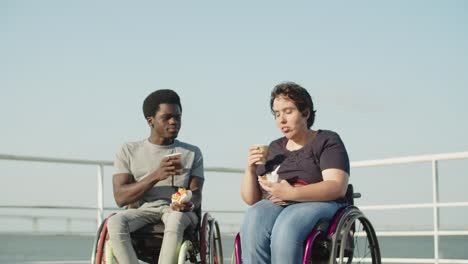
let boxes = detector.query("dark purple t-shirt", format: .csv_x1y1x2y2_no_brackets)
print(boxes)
256,130,350,184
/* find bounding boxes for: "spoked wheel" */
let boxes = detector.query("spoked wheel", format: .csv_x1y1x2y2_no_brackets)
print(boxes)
201,213,212,264
230,233,241,264
91,214,116,264
210,220,223,264
201,213,224,264
330,207,381,264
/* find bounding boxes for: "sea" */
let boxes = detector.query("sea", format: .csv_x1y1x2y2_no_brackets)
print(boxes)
1,233,467,263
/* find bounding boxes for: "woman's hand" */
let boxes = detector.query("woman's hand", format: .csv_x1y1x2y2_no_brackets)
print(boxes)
247,145,265,169
241,145,268,205
258,178,294,201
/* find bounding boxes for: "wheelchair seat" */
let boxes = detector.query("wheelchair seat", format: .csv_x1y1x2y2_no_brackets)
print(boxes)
130,209,201,264
231,184,381,264
131,224,164,263
92,207,224,264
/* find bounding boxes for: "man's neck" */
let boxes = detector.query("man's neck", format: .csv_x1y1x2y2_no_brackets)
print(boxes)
148,134,175,146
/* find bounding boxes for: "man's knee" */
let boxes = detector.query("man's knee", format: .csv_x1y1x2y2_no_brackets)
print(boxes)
163,211,193,233
107,213,127,235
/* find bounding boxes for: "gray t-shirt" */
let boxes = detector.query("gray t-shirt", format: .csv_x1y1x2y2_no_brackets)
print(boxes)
114,139,204,208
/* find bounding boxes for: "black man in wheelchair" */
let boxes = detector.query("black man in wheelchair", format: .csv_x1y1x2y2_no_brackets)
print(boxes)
108,89,204,264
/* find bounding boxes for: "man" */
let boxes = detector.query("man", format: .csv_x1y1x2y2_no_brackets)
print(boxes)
107,89,204,264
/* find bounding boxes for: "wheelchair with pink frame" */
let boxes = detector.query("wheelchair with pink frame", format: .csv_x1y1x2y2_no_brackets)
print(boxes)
91,201,223,264
231,184,381,264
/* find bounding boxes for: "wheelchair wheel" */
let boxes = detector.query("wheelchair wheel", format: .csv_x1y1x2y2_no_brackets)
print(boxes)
330,206,381,264
201,213,224,264
304,230,330,264
210,219,223,264
178,240,196,264
92,214,116,264
200,213,212,264
230,233,240,264
91,218,107,264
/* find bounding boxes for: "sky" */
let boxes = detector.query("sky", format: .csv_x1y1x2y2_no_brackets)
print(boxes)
1,1,468,232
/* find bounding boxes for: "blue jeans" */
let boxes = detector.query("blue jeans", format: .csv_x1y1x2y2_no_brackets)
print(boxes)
240,199,342,264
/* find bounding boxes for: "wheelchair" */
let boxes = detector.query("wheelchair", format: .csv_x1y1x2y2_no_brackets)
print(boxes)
231,184,381,264
91,205,223,264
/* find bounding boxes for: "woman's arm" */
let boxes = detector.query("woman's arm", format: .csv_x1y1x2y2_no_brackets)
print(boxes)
289,168,349,201
259,168,349,202
240,146,264,205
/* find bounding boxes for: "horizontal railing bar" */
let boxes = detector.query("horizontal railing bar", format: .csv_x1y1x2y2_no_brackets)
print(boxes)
205,167,244,173
18,261,90,264
359,201,468,210
0,205,103,210
12,259,468,264
4,202,468,212
0,205,246,213
0,154,113,166
4,151,468,173
0,154,244,173
351,151,468,167
0,214,94,221
381,258,468,264
374,231,468,236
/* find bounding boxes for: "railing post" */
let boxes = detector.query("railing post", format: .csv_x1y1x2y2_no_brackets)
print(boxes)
66,218,71,233
432,159,440,263
97,164,104,227
32,217,38,233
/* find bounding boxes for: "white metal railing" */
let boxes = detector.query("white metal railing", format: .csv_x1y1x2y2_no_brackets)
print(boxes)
350,151,468,264
1,152,468,263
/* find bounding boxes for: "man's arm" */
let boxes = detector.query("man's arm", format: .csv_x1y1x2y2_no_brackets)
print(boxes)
113,173,152,208
189,176,204,210
113,157,178,208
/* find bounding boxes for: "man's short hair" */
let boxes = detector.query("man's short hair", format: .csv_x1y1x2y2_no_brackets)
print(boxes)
143,89,182,119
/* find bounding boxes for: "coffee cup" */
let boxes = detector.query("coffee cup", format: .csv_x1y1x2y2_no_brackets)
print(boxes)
254,145,269,165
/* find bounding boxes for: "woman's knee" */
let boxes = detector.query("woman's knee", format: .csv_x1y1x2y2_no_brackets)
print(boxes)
241,201,283,247
243,201,279,228
270,219,305,250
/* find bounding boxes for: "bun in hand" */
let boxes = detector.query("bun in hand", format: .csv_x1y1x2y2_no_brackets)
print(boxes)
171,187,192,204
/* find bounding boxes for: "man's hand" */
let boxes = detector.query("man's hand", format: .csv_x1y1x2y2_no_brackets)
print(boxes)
170,201,195,212
152,155,183,181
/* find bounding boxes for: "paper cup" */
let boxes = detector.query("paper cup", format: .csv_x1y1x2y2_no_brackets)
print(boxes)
254,145,269,165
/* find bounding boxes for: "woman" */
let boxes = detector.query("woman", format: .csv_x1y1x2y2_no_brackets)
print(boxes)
240,82,350,263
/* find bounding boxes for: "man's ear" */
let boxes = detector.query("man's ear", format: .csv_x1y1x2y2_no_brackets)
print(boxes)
302,109,310,120
147,117,154,128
